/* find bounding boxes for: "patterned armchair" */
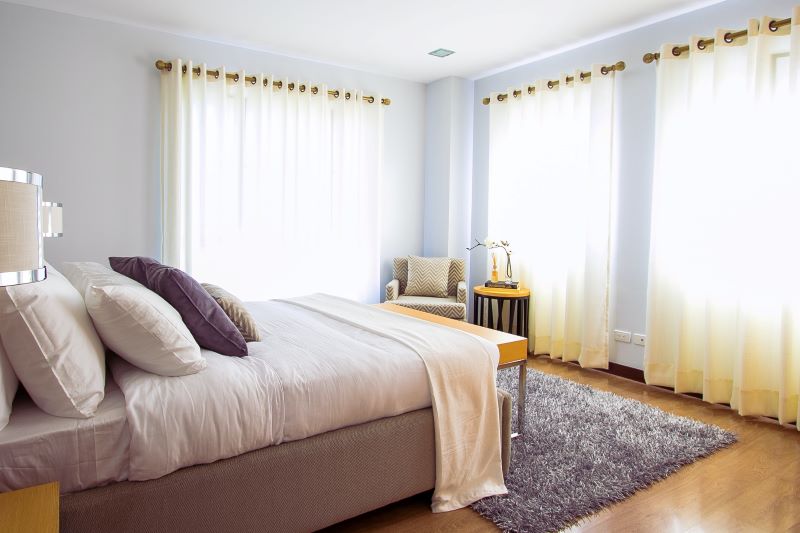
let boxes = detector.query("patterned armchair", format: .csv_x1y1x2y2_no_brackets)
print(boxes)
385,257,467,320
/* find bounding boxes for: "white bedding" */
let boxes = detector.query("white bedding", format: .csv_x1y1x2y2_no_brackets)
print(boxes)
0,380,129,493
111,297,432,481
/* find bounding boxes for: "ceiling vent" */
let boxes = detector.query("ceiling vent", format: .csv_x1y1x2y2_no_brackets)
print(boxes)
428,48,455,58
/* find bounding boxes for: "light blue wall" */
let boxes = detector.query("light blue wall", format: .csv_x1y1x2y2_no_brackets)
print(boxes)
423,76,473,272
0,2,427,300
469,0,797,368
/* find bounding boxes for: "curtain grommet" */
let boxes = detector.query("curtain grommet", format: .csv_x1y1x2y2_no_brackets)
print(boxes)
672,46,682,57
311,86,318,95
724,32,734,43
345,92,351,100
181,64,187,74
769,19,779,32
233,73,239,83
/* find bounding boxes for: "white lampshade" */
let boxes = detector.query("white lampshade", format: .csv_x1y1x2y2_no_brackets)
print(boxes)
0,167,46,286
41,202,63,237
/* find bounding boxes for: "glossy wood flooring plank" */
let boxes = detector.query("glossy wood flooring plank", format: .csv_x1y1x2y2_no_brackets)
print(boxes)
327,358,800,533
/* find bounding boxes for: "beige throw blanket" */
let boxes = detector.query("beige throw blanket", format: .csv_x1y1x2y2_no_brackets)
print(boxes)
280,294,507,512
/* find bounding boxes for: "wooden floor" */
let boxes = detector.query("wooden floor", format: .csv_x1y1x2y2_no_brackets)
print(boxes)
327,357,800,533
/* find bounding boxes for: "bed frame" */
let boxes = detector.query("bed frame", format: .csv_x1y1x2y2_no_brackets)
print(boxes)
60,390,512,532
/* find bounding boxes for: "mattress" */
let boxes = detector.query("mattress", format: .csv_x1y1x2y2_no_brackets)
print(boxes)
0,380,130,493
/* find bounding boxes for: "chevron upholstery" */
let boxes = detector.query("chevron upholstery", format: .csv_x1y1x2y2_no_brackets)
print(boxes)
405,256,450,297
386,257,467,320
391,257,464,297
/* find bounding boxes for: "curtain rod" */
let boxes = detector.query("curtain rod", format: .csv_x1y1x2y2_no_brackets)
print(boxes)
643,16,792,63
480,61,625,105
154,60,391,106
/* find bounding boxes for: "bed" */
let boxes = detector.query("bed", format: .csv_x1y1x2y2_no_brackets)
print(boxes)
0,295,513,532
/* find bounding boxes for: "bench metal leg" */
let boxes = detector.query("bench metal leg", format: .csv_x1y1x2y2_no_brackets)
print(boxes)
517,361,527,436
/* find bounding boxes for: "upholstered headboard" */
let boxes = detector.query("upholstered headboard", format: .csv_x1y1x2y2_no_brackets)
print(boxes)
392,257,465,297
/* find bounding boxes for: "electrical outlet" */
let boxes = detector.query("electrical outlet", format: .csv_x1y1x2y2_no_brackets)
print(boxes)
633,334,646,346
613,330,632,343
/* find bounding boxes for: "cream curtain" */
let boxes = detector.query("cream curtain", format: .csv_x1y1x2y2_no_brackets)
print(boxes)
160,60,384,302
645,11,800,428
487,65,616,368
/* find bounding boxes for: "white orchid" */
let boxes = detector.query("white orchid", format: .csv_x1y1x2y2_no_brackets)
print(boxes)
467,237,514,280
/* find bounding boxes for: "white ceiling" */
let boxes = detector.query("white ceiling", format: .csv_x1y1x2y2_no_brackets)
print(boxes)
8,0,722,82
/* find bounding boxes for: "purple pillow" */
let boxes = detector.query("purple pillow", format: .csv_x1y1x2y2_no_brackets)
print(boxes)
109,256,161,286
146,265,248,357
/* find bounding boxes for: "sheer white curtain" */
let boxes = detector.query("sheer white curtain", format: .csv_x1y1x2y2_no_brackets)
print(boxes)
160,60,384,302
487,65,616,368
645,11,800,428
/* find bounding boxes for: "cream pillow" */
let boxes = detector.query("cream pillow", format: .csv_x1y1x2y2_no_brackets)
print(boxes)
405,256,451,297
62,262,207,377
0,265,106,418
0,340,18,430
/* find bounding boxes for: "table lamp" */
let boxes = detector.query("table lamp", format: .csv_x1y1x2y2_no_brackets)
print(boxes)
0,167,63,287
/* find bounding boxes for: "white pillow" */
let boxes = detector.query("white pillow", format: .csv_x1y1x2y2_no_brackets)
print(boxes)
0,264,106,418
62,262,207,377
0,340,18,430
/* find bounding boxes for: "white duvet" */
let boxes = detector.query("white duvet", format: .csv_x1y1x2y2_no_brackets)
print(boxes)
112,294,506,511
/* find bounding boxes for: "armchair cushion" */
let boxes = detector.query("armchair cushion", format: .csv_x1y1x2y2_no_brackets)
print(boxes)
457,281,467,305
393,295,466,321
405,256,450,297
385,279,399,301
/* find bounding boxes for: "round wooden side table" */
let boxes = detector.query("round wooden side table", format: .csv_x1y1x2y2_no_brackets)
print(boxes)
472,286,531,338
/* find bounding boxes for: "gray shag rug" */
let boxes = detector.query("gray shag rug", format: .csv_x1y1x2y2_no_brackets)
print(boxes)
472,367,737,533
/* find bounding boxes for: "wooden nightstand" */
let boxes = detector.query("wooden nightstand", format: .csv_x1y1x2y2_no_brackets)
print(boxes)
473,286,531,338
379,303,529,436
0,481,59,533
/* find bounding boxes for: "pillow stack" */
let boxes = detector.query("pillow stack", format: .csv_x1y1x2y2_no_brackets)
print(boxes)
61,261,209,377
0,257,260,429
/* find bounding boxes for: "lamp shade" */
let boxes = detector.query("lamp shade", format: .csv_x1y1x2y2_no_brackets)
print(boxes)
0,167,46,286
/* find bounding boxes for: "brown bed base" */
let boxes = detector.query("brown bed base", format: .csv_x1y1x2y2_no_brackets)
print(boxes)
61,390,512,532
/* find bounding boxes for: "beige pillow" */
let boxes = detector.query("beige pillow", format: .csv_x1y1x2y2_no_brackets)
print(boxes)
405,256,450,297
0,340,18,430
62,262,207,377
0,265,106,418
202,284,262,342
